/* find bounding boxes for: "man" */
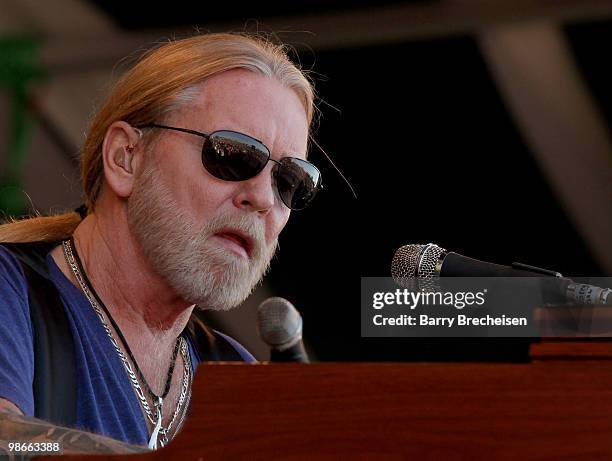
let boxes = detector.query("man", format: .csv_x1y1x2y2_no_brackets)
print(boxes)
0,33,321,454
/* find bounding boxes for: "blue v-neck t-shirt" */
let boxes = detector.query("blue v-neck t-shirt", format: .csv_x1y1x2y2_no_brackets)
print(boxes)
0,246,254,445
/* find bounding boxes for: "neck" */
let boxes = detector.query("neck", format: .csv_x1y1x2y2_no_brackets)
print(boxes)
52,208,194,348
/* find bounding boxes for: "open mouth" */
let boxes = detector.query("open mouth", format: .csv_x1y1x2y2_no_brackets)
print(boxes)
212,230,253,259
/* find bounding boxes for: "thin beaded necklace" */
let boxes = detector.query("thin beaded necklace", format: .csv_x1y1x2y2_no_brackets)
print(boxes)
62,237,192,448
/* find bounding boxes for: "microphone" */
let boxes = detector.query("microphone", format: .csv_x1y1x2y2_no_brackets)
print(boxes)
257,297,309,363
391,243,612,306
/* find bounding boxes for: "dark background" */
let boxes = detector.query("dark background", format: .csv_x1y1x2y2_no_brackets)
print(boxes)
274,32,603,361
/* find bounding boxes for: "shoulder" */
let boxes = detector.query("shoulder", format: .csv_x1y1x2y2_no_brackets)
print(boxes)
0,245,29,298
0,245,37,416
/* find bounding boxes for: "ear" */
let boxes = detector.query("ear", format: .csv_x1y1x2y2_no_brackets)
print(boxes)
101,121,143,198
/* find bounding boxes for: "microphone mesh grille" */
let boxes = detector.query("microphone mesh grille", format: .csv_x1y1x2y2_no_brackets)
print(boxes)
391,243,446,289
419,244,446,278
391,244,424,280
257,297,303,350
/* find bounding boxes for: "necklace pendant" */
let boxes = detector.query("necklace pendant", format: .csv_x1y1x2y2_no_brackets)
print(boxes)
159,429,169,447
148,397,164,450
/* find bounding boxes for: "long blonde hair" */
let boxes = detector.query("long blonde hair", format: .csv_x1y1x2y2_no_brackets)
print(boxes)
0,33,315,243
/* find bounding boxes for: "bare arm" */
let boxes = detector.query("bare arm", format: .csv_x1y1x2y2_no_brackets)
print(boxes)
0,398,149,456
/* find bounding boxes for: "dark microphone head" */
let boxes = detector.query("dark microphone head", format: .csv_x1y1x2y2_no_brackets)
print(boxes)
391,243,447,281
257,297,303,351
392,242,562,280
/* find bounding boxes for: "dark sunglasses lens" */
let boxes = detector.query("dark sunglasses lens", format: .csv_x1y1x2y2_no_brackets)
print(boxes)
202,131,269,181
274,158,321,210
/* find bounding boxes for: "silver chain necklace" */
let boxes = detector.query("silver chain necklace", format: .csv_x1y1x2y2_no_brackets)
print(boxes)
62,239,193,449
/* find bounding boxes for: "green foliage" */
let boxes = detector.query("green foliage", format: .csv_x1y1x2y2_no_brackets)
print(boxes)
0,36,47,215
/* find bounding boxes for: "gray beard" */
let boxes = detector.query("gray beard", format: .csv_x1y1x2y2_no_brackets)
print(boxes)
127,163,278,311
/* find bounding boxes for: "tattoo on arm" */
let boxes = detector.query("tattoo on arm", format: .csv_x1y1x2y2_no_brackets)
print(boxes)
0,406,150,456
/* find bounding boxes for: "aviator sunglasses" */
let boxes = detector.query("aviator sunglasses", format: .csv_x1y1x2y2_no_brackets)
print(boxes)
137,123,322,210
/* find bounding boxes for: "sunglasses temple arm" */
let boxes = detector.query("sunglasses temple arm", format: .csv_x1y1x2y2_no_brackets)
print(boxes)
309,136,358,199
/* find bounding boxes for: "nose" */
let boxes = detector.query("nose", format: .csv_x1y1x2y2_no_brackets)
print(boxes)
232,165,276,215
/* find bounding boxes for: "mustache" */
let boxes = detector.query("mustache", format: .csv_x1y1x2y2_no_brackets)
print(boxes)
198,212,268,259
